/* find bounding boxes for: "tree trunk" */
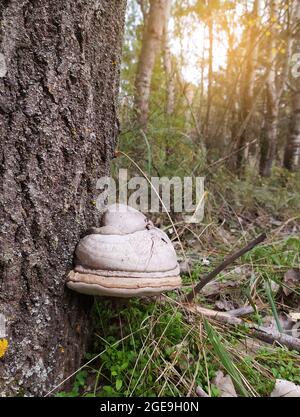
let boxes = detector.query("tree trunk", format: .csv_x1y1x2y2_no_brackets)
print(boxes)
284,1,300,171
162,0,174,163
235,0,259,176
204,16,213,141
0,0,126,396
163,0,175,116
284,75,300,171
134,0,169,129
260,98,279,177
260,0,293,176
198,26,206,133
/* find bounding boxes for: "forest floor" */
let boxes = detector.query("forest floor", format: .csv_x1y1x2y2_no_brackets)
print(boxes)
58,167,300,397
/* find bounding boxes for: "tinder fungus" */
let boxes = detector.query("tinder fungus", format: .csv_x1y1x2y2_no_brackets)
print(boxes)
67,204,181,297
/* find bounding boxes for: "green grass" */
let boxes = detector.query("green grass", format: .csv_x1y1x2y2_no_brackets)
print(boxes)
57,269,299,397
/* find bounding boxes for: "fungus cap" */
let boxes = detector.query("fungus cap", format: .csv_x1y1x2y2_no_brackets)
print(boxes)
67,204,181,297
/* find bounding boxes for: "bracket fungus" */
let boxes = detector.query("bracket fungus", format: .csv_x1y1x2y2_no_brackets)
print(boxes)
67,204,181,297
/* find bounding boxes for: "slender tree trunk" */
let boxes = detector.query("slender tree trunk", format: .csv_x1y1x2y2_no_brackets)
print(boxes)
162,0,174,163
260,7,279,178
163,0,175,116
260,96,280,177
284,76,300,171
204,16,213,142
0,0,126,396
235,0,259,175
284,1,300,171
134,0,169,129
199,26,206,132
260,0,293,176
225,26,240,170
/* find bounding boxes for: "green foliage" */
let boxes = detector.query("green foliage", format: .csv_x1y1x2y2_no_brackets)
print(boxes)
255,348,300,385
91,299,199,396
243,236,300,283
56,371,87,397
58,285,299,398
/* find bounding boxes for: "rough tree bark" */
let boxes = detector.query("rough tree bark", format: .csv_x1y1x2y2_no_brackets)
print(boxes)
134,0,170,129
284,1,300,171
0,0,126,396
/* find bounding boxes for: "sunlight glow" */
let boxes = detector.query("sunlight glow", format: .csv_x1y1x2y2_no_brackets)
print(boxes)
170,24,228,84
169,4,244,85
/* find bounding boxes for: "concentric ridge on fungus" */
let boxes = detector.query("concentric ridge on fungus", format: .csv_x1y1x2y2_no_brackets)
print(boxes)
66,204,182,297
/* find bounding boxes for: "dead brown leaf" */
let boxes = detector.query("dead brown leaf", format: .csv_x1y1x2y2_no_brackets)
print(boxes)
283,269,300,296
212,371,237,397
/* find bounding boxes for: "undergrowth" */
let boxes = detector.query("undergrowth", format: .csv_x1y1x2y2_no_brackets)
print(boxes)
57,168,300,397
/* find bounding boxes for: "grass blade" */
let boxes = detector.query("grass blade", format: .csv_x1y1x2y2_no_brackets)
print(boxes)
204,319,250,397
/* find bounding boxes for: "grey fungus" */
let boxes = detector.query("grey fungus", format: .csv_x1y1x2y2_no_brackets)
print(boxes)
67,204,181,297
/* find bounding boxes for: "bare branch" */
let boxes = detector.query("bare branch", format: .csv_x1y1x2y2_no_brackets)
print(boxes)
184,233,267,303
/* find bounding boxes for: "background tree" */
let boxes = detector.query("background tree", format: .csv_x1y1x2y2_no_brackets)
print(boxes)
260,0,293,177
234,0,260,175
0,0,126,396
284,0,300,171
134,0,170,129
163,0,175,117
121,0,300,177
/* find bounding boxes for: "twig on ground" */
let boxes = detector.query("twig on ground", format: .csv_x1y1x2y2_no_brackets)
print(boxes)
185,304,300,353
162,296,300,353
227,306,255,317
184,233,267,303
250,326,300,352
186,305,242,325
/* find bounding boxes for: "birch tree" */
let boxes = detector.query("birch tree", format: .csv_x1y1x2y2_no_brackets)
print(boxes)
134,0,170,129
260,0,293,177
284,0,300,171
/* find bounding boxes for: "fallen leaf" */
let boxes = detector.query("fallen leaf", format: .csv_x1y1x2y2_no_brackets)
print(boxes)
270,218,282,227
202,280,237,297
195,386,209,397
264,279,280,294
212,371,237,397
172,241,181,249
201,257,210,266
270,379,300,397
283,269,300,296
215,299,235,311
0,339,8,358
178,258,193,274
262,313,294,334
289,312,300,322
187,238,196,246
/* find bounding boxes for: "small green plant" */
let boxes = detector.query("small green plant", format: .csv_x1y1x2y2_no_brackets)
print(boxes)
56,371,87,397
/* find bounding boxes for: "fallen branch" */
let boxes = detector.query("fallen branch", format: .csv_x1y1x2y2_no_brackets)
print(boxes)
227,306,255,317
162,296,300,353
187,305,242,325
250,326,300,352
184,233,267,303
185,304,300,353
